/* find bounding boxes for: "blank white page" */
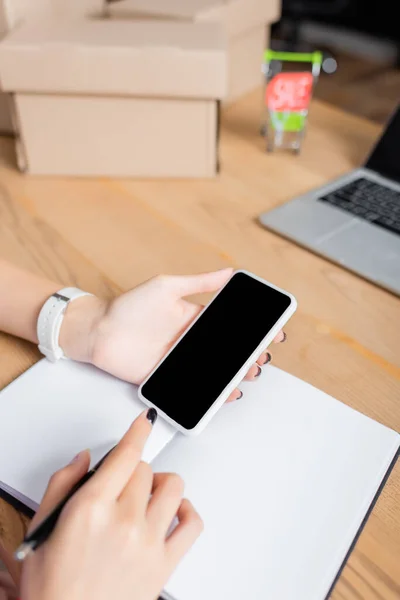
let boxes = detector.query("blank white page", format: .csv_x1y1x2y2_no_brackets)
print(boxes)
153,367,399,600
0,359,175,511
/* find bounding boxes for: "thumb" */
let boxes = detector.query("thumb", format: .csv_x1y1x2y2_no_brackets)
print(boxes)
172,268,233,297
29,450,91,531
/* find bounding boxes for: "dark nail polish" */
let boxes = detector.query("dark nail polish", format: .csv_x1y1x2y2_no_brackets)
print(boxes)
264,352,272,365
237,391,243,400
281,332,287,343
146,408,158,425
255,365,262,377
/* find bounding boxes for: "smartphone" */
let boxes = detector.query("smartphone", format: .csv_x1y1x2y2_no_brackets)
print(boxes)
139,270,297,435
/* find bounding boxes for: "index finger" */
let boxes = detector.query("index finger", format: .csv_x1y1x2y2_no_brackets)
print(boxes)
83,408,157,501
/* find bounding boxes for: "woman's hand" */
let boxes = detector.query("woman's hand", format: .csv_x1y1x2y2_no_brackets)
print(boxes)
0,572,18,600
21,410,202,600
60,269,286,402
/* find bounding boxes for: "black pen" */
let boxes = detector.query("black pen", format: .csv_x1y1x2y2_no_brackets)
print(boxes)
14,446,116,561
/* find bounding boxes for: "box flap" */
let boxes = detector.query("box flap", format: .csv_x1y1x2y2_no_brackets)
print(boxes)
0,0,51,35
107,0,217,20
0,0,104,35
107,0,281,37
0,19,227,99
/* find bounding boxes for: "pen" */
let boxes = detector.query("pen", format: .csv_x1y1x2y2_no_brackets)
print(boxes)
14,446,116,561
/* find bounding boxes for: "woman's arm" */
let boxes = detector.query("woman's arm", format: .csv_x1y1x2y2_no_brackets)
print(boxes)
0,259,60,344
0,259,101,362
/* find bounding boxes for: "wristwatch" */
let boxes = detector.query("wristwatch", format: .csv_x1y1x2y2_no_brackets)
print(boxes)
37,287,93,362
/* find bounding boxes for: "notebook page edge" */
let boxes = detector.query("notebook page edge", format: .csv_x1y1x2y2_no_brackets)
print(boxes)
0,485,36,517
321,439,400,600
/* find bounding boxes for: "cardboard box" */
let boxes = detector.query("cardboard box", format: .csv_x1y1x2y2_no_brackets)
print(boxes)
0,19,227,177
106,0,281,102
0,0,106,134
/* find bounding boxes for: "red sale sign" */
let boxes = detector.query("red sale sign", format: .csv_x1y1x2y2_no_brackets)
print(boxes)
266,72,313,111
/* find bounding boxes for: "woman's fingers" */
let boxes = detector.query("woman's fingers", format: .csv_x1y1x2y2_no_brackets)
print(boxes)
256,351,272,367
226,350,274,401
118,461,154,518
166,499,204,568
226,388,243,402
32,410,157,532
203,328,286,403
243,363,262,381
226,353,272,401
85,409,156,501
273,330,287,343
244,352,272,380
240,330,286,383
169,269,233,298
241,329,286,381
29,450,91,531
0,571,19,599
147,473,185,536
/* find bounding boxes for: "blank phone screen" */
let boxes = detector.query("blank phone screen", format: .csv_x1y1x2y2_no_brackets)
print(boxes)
141,272,292,430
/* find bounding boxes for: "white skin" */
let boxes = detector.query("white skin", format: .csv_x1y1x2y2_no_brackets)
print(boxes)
0,573,17,600
61,268,284,400
20,411,204,600
0,261,286,598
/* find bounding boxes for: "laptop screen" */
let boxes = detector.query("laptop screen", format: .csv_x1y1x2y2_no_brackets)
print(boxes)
365,105,400,184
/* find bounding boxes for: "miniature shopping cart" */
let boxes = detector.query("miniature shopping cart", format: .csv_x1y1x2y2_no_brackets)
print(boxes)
261,50,322,154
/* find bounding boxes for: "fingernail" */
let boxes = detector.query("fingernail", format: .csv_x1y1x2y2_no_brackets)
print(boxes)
70,451,83,464
146,408,158,425
236,391,243,400
264,352,272,365
281,332,287,343
255,365,262,377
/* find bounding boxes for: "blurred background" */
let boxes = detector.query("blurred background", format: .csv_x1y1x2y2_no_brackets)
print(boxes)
271,0,400,124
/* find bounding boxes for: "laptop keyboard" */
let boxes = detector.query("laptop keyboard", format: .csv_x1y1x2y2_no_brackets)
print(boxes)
318,177,400,236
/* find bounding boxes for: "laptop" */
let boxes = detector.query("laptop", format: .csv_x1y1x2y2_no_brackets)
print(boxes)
259,104,400,295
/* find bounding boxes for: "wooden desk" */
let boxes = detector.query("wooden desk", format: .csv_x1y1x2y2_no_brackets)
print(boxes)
0,92,399,598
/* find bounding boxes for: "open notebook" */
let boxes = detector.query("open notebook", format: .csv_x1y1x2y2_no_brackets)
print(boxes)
0,359,399,600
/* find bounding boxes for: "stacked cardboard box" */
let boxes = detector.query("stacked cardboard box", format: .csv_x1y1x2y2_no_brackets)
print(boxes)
0,0,105,133
0,0,280,178
106,0,281,103
0,19,227,177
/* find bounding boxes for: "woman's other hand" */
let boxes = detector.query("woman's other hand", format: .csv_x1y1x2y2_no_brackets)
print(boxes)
21,410,202,600
60,269,286,402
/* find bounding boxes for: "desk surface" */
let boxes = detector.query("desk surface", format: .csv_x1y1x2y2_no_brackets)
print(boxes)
0,92,399,598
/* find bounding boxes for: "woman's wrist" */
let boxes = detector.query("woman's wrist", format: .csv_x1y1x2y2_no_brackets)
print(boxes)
58,295,107,363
